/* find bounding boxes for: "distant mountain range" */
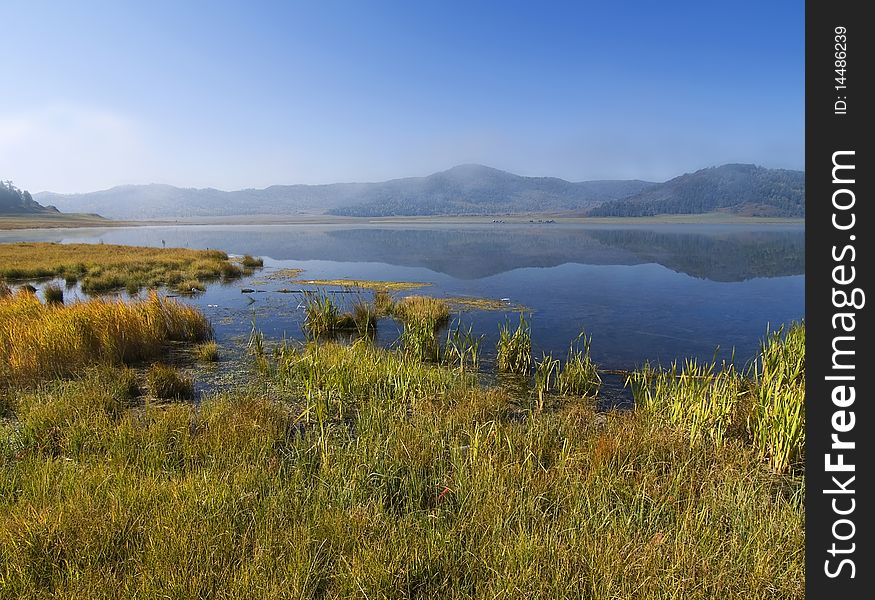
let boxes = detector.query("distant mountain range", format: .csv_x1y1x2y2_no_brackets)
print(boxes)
587,164,804,218
1,181,59,214
28,163,804,220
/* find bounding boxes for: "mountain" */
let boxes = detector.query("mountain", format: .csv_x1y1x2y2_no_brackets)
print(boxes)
36,165,655,219
327,164,655,217
586,164,804,218
34,163,804,220
1,181,59,214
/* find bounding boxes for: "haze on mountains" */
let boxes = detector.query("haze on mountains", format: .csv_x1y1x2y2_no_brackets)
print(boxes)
0,181,59,214
28,163,804,220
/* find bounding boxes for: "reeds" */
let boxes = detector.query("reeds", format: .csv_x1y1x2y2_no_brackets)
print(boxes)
442,320,482,372
0,291,211,385
628,322,805,473
556,331,601,397
749,323,805,472
496,313,532,373
0,355,804,598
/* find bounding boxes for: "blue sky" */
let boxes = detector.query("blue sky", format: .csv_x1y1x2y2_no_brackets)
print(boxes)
1,1,803,193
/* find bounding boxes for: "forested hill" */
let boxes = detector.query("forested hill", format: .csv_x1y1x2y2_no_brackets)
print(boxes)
586,164,804,217
0,181,59,214
326,165,655,217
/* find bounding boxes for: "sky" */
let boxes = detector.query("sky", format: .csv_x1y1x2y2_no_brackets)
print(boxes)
1,1,804,193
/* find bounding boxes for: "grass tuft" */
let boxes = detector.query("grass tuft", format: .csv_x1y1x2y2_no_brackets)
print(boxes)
194,341,220,363
146,364,194,400
496,313,532,374
0,292,211,386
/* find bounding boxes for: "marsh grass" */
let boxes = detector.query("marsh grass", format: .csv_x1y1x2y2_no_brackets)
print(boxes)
146,364,194,400
240,254,264,269
628,322,805,473
534,353,561,411
556,331,601,397
443,320,482,372
496,313,532,374
0,242,261,295
43,283,64,305
0,346,804,598
393,295,450,328
0,292,211,385
194,341,220,363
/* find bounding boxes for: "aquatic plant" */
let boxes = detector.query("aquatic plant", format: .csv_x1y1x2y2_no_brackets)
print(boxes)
146,364,194,400
43,283,64,305
194,341,220,363
496,313,532,374
628,322,805,473
443,320,482,372
393,295,450,328
556,331,601,397
534,353,561,411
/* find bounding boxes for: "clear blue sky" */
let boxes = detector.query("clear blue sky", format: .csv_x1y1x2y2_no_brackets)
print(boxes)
1,1,803,193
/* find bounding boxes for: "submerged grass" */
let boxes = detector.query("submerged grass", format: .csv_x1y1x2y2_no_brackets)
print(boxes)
0,292,211,385
0,242,261,295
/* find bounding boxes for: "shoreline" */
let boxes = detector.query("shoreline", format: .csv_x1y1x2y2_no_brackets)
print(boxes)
1,211,805,231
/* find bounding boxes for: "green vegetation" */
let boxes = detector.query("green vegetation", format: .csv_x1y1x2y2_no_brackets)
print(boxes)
194,341,220,363
240,254,264,269
496,313,532,374
588,164,804,218
0,243,805,597
0,242,262,294
556,331,601,397
146,364,194,400
0,324,805,597
629,322,804,474
0,291,211,385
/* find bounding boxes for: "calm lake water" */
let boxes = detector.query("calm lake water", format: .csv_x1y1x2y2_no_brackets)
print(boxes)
4,222,803,376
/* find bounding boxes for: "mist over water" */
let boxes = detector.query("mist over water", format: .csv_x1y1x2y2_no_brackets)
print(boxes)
2,222,804,371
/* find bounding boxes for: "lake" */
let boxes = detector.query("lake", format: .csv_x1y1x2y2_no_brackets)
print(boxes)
3,222,803,403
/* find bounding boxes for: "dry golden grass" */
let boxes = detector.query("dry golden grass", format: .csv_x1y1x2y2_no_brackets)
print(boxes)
0,292,211,385
299,278,430,291
393,295,451,326
0,242,256,294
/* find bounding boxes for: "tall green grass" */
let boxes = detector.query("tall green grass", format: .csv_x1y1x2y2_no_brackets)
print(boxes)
628,322,805,473
496,313,532,374
0,356,804,598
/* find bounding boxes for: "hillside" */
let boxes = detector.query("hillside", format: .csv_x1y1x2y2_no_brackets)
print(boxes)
327,165,654,217
586,164,804,218
36,166,654,219
1,181,59,214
